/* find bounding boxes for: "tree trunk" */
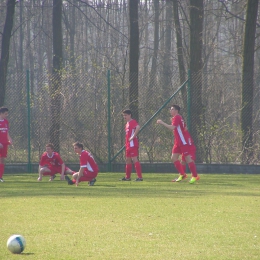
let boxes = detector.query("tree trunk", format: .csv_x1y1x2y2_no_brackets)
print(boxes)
128,0,139,121
0,0,16,106
50,0,63,152
18,1,24,73
148,0,159,90
173,0,187,109
241,0,259,164
162,0,173,99
189,0,204,162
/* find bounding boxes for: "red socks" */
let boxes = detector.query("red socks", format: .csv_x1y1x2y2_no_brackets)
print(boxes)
0,164,4,178
125,162,142,179
188,161,198,177
174,160,185,175
134,161,142,179
181,163,186,174
125,164,132,179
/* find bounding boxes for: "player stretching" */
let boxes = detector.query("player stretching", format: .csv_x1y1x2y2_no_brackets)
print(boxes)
157,105,200,184
120,109,143,181
65,142,99,187
0,107,13,182
38,143,74,181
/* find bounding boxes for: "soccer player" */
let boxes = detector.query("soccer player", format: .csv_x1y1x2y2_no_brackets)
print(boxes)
0,107,12,182
157,105,200,184
120,109,143,181
38,143,74,181
65,142,99,186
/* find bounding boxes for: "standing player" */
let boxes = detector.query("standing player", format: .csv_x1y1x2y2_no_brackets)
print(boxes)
0,107,12,182
120,109,143,181
65,142,99,186
157,105,200,184
38,143,74,181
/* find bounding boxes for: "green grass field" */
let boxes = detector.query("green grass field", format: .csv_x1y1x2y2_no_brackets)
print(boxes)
0,173,259,260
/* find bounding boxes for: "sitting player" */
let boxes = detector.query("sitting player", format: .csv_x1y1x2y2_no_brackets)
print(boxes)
65,142,99,186
38,143,74,181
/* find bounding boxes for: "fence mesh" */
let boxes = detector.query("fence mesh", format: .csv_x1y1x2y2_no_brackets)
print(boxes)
4,70,260,166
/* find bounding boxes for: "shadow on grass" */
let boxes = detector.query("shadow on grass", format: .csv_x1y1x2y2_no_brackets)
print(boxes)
0,173,259,198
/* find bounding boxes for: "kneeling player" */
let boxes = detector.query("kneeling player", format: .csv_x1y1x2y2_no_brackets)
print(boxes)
38,143,74,181
65,142,99,187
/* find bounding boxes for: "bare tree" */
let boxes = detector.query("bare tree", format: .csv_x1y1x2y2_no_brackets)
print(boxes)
189,0,204,162
128,0,139,121
173,0,187,107
0,0,16,106
50,0,63,152
241,0,259,164
162,0,173,99
148,0,159,90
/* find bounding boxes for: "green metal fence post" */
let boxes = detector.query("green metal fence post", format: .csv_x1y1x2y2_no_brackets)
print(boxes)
26,70,31,173
187,69,191,131
107,70,111,172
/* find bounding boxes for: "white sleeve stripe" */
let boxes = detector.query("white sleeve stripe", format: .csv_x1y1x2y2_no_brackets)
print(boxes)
81,163,94,172
177,125,187,145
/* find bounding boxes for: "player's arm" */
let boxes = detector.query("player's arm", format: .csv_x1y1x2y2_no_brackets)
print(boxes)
7,132,13,145
129,125,140,141
60,163,65,180
157,119,176,131
76,167,84,186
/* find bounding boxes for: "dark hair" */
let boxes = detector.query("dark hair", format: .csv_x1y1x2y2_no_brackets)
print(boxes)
46,143,54,150
171,105,180,112
122,109,132,116
0,107,9,113
73,141,84,150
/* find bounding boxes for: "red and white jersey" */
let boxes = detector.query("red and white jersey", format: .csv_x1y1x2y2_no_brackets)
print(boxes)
125,119,139,149
171,114,193,146
0,118,9,144
80,150,99,172
39,152,64,168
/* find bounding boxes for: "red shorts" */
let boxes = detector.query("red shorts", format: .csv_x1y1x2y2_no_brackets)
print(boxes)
77,169,98,182
181,145,196,161
172,143,195,158
42,166,70,176
0,144,9,158
126,147,139,158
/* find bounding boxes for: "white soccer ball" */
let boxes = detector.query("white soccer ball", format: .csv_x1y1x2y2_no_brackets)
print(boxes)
7,234,26,254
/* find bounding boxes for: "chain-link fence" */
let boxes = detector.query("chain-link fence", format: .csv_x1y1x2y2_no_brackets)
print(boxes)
4,69,260,167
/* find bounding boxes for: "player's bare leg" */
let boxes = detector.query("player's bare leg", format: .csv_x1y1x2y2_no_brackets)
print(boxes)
61,168,74,180
38,167,51,181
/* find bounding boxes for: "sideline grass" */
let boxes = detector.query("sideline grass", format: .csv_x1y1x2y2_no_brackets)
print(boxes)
0,173,259,260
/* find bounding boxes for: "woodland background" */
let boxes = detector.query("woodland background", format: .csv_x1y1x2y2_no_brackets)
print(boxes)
0,0,260,166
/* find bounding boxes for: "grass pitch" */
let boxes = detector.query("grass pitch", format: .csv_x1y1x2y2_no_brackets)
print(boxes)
0,173,259,260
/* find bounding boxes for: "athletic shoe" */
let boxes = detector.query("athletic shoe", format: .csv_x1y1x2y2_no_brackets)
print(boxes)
120,177,131,181
172,174,187,182
189,175,200,184
0,178,4,182
89,178,96,186
135,178,143,181
49,175,56,182
37,177,42,181
65,175,74,185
